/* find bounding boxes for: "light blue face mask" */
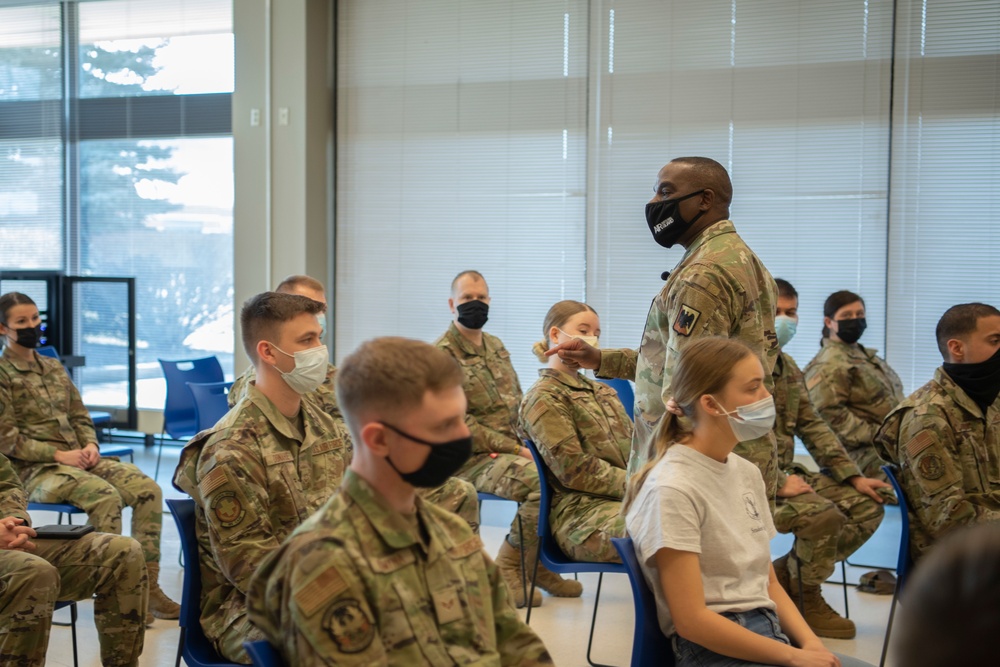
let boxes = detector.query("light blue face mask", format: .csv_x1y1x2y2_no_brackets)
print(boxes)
775,315,798,348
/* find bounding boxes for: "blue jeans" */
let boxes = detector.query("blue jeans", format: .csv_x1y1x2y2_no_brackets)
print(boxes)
672,608,790,667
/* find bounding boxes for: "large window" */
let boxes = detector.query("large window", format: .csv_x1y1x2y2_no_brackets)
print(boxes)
0,0,233,411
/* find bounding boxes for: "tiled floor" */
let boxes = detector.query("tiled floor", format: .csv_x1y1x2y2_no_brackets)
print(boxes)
37,443,903,666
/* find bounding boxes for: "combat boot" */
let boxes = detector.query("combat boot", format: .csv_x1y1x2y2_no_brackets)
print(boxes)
495,541,541,608
800,584,856,639
526,546,583,598
147,562,181,620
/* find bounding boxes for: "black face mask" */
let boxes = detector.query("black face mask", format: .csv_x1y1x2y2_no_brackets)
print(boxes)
644,189,706,248
835,317,867,345
456,300,489,330
380,421,473,488
8,324,43,349
943,345,1000,415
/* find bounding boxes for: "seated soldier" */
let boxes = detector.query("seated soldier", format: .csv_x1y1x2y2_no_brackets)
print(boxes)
229,276,480,533
173,291,354,663
437,270,580,607
0,451,146,667
876,302,1000,562
768,279,889,639
247,337,553,666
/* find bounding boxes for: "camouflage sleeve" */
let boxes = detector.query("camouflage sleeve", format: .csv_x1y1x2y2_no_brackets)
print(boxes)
64,373,97,446
896,409,1000,539
0,453,30,525
521,395,626,499
794,385,863,483
805,362,877,449
228,366,253,408
595,348,637,381
197,439,283,595
466,415,521,456
0,373,58,462
485,552,554,665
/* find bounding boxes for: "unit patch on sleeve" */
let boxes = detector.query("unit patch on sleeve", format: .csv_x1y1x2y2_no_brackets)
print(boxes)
210,490,246,528
325,599,375,654
672,304,702,337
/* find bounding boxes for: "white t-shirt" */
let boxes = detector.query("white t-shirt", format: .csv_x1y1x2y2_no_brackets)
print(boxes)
625,444,776,637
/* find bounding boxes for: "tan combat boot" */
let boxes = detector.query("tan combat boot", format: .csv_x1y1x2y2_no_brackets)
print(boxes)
495,541,542,608
800,584,856,639
527,547,583,598
147,562,181,620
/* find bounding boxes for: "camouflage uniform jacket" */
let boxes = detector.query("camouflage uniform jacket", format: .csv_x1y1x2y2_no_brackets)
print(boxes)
0,453,30,525
875,368,1000,561
173,382,352,644
520,369,631,502
597,220,779,477
0,347,97,481
230,362,343,421
773,351,862,484
436,322,523,455
804,338,904,451
247,470,553,666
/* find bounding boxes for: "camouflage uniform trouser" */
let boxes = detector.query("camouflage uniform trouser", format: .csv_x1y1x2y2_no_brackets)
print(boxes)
551,493,625,563
420,477,481,534
457,453,540,550
773,471,884,586
216,612,266,664
23,458,163,563
0,532,147,667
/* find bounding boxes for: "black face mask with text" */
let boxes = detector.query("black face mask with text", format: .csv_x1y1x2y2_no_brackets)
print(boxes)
644,189,706,248
943,345,1000,414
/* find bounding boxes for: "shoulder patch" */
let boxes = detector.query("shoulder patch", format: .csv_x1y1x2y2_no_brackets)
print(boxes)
294,565,348,618
672,304,702,337
917,453,946,480
525,399,549,425
805,373,823,391
210,490,246,528
199,466,229,498
449,535,483,559
905,431,936,459
324,599,375,654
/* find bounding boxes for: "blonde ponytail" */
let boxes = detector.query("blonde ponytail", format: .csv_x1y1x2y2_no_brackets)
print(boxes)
531,340,550,363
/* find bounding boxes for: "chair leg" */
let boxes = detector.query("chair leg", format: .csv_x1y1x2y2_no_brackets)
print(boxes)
879,584,901,667
69,601,79,667
840,560,850,618
526,550,542,625
585,573,614,667
154,432,165,482
516,512,527,604
175,626,186,667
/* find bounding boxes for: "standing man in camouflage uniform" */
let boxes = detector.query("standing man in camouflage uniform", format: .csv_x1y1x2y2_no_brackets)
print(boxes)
804,290,905,482
173,292,354,663
876,303,1000,562
0,291,179,621
436,270,581,607
768,279,889,639
228,276,481,533
548,157,780,495
0,451,147,667
247,337,553,666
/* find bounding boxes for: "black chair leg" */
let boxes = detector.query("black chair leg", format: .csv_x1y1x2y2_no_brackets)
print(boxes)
841,560,850,618
526,552,542,625
154,432,165,482
879,584,901,667
69,601,79,667
175,626,186,667
516,512,527,603
585,573,614,667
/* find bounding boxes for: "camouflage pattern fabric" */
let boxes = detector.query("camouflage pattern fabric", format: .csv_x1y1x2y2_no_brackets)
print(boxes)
805,339,905,481
596,221,779,496
0,453,147,667
173,382,353,663
875,367,1000,562
436,323,539,549
0,347,165,564
247,470,554,666
520,369,630,562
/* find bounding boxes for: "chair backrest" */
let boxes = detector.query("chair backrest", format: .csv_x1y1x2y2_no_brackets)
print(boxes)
188,381,234,432
523,440,555,541
159,357,224,439
612,537,675,667
596,377,635,421
167,498,238,666
36,345,60,359
881,464,913,591
243,640,287,667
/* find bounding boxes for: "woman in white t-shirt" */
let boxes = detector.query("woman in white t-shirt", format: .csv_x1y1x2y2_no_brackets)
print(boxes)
624,337,840,667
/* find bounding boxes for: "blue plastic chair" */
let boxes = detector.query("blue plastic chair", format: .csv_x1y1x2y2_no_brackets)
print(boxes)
36,345,60,359
523,439,626,667
156,357,224,480
243,639,286,667
187,381,234,432
879,465,913,667
612,537,675,667
27,501,87,525
166,498,241,667
478,492,526,601
595,377,635,421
